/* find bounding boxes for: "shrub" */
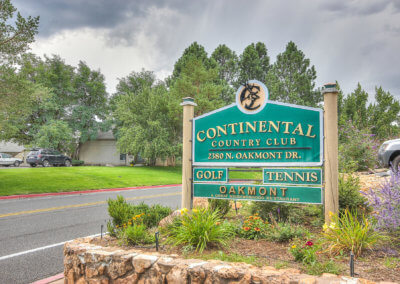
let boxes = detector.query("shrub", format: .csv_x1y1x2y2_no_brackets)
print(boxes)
339,121,379,172
108,195,135,227
122,224,155,245
289,239,319,265
165,208,234,252
107,196,171,229
71,159,84,166
251,202,299,223
304,261,342,276
322,210,381,257
208,199,230,216
362,170,400,232
339,174,370,215
267,222,307,243
240,214,269,240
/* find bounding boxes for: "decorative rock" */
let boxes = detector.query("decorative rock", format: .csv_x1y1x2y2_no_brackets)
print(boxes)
156,257,176,274
299,278,316,284
132,254,158,274
322,273,339,278
88,277,109,284
113,273,138,284
158,210,181,227
166,265,188,283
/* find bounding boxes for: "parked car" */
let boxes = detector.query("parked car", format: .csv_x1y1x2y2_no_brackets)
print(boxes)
0,153,23,167
378,138,400,170
26,148,72,167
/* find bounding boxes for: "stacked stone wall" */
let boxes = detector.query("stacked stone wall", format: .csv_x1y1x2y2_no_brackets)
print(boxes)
64,237,392,284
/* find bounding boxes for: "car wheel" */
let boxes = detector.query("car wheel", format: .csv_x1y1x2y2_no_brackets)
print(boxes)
14,161,20,167
43,160,50,167
392,155,400,172
30,163,37,167
64,159,72,167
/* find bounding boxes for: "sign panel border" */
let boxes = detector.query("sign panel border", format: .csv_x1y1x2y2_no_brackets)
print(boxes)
193,183,323,205
192,100,324,167
193,167,228,183
262,167,322,186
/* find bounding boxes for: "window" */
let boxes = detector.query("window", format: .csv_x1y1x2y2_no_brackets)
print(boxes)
120,154,126,161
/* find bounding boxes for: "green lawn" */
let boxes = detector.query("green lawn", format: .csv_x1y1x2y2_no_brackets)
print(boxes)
0,166,182,196
0,166,261,196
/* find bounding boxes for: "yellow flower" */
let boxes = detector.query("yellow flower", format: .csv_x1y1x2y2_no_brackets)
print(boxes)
329,222,336,229
254,213,259,216
323,223,328,231
291,245,296,249
128,221,132,225
180,208,189,214
328,211,334,217
193,208,199,213
135,214,141,218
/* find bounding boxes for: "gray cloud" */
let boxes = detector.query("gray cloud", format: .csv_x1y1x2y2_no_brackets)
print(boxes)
12,0,400,99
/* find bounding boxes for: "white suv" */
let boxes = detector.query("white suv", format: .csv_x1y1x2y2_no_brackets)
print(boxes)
0,153,23,167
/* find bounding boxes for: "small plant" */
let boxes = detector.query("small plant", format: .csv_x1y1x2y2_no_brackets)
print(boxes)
208,199,230,216
322,210,382,257
123,224,155,245
268,222,307,243
289,240,319,265
304,260,342,276
362,169,400,232
339,174,370,215
165,208,234,252
240,214,269,240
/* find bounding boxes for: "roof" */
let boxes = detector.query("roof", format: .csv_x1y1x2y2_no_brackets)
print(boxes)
95,130,116,140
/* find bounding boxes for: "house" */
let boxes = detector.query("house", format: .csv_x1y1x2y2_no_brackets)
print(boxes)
78,131,134,166
0,141,25,156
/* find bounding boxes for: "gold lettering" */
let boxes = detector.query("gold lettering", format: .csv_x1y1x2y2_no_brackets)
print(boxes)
206,128,216,139
294,172,305,182
305,124,316,138
290,138,296,145
282,121,293,134
227,123,238,135
211,141,217,147
269,187,277,196
259,121,267,132
266,138,272,146
234,140,240,146
292,123,304,136
216,125,227,137
249,139,254,146
219,186,227,194
245,121,257,133
248,187,256,195
229,186,236,194
259,187,267,196
238,186,245,195
239,122,244,134
311,172,318,182
196,130,206,142
281,187,287,197
268,121,280,133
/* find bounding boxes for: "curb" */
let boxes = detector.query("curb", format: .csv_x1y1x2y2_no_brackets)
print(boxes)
0,184,182,200
31,272,64,284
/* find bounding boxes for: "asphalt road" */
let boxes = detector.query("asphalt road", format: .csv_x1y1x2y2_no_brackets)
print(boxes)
0,186,181,284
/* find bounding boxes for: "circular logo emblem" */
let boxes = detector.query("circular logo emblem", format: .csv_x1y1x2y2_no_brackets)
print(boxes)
235,80,269,114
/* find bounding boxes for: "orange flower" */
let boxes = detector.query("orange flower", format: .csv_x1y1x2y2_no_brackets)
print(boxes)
254,217,260,220
248,216,253,220
243,227,250,231
254,227,260,231
215,222,221,225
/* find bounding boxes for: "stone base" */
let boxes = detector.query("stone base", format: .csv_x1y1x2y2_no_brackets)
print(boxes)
64,236,392,284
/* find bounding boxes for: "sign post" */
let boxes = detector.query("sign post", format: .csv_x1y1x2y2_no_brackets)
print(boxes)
181,97,196,210
323,83,339,223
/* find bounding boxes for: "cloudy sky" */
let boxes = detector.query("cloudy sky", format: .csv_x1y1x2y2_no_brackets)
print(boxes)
13,0,400,99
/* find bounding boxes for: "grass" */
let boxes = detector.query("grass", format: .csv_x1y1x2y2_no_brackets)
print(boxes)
0,166,182,196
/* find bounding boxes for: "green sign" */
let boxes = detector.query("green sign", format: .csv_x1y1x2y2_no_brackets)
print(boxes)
263,168,322,186
193,168,228,183
193,183,322,204
193,86,323,167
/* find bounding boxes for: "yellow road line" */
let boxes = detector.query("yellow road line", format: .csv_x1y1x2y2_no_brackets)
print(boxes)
0,192,181,219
